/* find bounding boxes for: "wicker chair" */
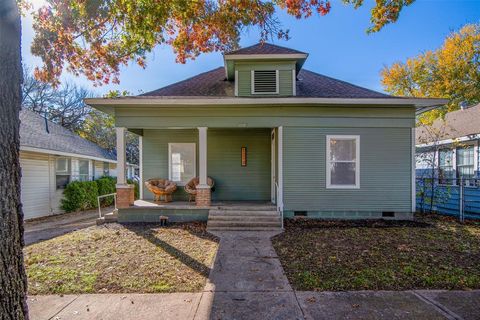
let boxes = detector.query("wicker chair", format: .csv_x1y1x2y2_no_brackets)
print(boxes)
144,178,177,202
184,177,215,202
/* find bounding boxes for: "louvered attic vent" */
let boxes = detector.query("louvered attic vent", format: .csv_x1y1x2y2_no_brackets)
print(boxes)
252,70,278,94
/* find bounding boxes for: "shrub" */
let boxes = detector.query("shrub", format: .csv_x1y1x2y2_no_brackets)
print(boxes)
96,176,117,206
60,181,89,212
61,176,139,213
127,179,140,200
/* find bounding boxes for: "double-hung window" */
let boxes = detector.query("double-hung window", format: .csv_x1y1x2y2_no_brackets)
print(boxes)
438,149,454,184
326,135,360,189
168,143,196,185
55,158,71,189
457,145,474,182
78,159,90,181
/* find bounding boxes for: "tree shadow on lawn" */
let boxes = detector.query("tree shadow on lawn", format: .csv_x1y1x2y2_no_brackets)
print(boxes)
125,222,218,278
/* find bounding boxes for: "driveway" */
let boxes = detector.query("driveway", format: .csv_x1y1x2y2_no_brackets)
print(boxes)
27,230,480,319
24,208,111,245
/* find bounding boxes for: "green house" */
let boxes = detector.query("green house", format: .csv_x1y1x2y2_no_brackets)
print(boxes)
87,43,446,228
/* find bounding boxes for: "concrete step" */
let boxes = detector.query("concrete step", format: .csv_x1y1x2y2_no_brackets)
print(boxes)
207,220,281,228
208,215,281,222
216,205,276,211
209,210,279,216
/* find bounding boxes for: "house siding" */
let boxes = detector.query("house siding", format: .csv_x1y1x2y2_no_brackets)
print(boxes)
115,106,416,129
208,128,271,201
236,61,295,97
141,128,271,201
142,129,199,201
283,127,413,214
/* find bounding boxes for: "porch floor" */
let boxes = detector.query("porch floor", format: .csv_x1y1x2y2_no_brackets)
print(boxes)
133,200,275,210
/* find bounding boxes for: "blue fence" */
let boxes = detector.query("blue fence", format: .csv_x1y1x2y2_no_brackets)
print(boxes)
416,178,480,220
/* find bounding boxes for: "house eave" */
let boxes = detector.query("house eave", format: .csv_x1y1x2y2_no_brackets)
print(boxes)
20,145,117,163
85,97,448,112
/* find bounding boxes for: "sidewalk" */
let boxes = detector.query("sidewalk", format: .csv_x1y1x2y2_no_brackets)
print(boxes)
27,231,480,319
28,290,480,320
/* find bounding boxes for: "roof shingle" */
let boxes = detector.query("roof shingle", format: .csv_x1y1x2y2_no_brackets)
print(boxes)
141,67,392,99
416,103,480,144
20,109,115,160
226,43,307,55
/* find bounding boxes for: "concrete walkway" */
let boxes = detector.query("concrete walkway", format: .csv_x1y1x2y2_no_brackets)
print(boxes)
24,207,113,245
28,231,480,320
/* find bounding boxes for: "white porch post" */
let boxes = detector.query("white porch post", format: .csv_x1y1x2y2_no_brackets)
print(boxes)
411,128,416,213
139,135,143,199
198,127,208,186
116,127,126,185
196,127,211,206
116,127,134,208
278,126,284,213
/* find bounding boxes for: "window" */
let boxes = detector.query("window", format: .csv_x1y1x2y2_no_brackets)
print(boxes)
439,149,454,184
78,159,90,181
251,70,279,94
55,158,70,189
168,143,196,185
457,145,474,181
326,135,360,189
103,162,110,176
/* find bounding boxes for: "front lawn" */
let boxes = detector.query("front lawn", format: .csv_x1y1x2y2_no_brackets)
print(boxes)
272,214,480,291
24,222,218,294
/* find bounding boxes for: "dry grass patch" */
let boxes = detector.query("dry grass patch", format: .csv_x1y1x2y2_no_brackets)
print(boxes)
24,222,218,294
272,214,480,291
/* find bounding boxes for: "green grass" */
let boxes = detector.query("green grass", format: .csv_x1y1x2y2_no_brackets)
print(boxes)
272,214,480,291
24,222,218,294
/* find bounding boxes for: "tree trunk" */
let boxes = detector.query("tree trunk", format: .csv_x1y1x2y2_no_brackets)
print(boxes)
0,0,29,319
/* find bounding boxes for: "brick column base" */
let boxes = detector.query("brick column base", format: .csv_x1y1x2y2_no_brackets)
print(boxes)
116,184,135,208
196,186,211,207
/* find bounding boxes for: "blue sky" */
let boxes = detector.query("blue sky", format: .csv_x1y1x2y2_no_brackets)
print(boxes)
22,0,480,96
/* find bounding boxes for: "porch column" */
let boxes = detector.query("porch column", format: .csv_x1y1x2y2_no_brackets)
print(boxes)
196,127,211,206
116,127,134,208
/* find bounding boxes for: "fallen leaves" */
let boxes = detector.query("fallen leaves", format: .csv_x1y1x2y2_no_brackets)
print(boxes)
272,214,480,291
24,222,219,294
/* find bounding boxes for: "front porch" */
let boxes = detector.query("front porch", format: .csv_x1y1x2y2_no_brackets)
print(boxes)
114,126,283,212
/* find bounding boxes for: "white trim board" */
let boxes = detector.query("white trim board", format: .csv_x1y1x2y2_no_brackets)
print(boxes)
86,97,448,108
20,146,116,163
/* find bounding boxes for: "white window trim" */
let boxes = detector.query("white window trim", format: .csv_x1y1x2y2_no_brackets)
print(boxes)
326,135,360,189
250,70,279,95
168,143,196,186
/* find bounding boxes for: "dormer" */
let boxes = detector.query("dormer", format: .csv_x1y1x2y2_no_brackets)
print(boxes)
224,43,308,97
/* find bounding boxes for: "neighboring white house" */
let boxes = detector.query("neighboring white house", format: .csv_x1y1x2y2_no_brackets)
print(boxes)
416,103,480,184
19,109,137,220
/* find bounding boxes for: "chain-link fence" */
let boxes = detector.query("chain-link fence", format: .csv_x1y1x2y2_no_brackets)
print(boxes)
416,178,480,221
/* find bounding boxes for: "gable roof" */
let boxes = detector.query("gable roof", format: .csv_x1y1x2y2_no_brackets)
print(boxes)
141,67,392,99
416,103,480,144
226,43,307,55
20,109,116,161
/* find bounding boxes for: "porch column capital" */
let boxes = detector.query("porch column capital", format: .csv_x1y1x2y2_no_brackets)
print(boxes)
116,127,127,185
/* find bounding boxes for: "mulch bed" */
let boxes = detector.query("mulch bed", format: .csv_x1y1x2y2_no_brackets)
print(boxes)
272,214,480,291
